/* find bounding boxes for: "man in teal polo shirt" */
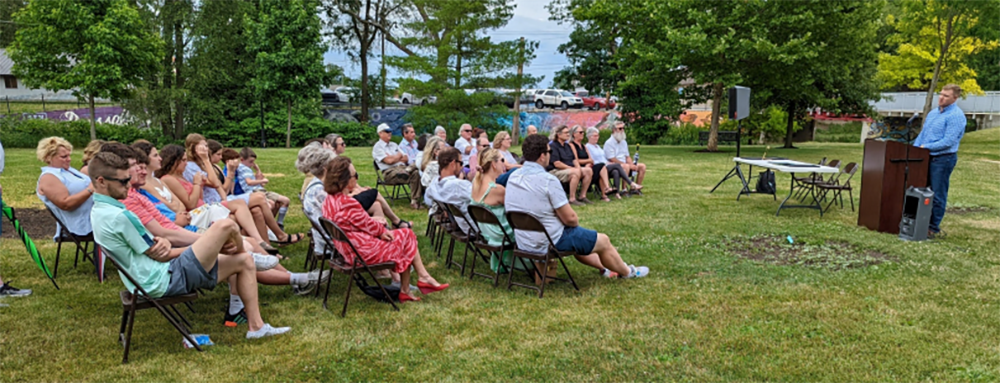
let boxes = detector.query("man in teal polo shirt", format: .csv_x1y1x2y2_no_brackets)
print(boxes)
88,152,289,339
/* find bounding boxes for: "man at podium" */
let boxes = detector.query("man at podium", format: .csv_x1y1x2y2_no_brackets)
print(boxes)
913,84,967,238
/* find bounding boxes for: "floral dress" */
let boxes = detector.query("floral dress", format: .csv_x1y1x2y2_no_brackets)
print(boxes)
322,192,416,273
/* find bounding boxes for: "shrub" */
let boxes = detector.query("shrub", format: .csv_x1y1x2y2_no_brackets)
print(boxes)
0,117,160,148
814,121,863,143
656,123,704,145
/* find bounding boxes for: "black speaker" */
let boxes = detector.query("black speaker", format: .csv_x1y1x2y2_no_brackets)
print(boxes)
728,86,750,121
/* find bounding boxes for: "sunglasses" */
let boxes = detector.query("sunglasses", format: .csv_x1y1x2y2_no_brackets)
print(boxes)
104,176,131,186
481,144,490,148
350,173,359,179
462,130,472,133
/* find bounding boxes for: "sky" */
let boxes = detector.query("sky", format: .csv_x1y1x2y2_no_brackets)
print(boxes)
322,0,573,89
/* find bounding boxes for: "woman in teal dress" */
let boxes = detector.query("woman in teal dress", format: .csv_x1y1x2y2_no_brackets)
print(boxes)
470,147,527,273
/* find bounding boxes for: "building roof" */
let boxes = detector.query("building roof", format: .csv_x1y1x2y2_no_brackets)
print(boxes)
0,49,13,76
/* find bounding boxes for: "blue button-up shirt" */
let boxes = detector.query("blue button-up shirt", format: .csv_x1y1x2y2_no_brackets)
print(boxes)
913,103,966,156
399,138,419,166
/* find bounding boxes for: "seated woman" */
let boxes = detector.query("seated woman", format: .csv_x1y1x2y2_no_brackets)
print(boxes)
585,127,640,199
157,144,284,253
321,156,448,302
36,137,95,239
570,125,615,202
420,136,444,189
492,131,521,171
131,140,197,231
300,137,410,229
78,139,106,176
183,135,302,245
470,148,528,273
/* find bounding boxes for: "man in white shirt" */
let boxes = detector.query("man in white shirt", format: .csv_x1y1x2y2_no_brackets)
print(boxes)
604,122,646,193
453,123,475,166
506,134,649,279
372,123,423,209
424,147,473,234
398,124,419,166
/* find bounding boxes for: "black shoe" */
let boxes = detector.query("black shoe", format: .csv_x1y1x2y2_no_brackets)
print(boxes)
224,307,248,327
0,282,32,297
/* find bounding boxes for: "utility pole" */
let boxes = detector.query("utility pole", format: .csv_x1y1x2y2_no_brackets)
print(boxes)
510,37,525,144
380,23,386,109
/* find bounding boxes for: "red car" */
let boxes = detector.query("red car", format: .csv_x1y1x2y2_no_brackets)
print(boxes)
575,91,616,110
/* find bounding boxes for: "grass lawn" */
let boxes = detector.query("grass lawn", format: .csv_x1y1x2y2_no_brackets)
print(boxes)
1,130,997,382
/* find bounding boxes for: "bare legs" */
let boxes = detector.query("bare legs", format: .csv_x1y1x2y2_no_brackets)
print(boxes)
247,192,289,240
189,220,266,331
573,233,630,275
578,167,593,201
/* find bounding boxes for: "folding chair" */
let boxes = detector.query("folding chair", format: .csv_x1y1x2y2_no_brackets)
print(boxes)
815,162,859,213
374,160,410,201
45,205,97,279
795,159,840,201
318,217,400,317
439,202,474,276
444,203,494,284
303,215,337,298
430,202,452,259
505,211,580,298
100,247,201,364
467,205,534,288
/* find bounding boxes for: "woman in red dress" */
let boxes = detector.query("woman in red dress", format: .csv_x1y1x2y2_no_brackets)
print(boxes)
321,156,448,302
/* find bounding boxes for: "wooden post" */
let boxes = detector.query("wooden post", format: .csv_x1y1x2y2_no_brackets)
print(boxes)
5,96,9,114
41,94,45,112
511,37,525,144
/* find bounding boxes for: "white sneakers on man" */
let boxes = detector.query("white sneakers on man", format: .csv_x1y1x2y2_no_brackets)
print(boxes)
246,323,291,339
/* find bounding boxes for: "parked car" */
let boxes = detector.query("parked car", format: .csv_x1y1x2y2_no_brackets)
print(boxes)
574,91,617,110
401,92,437,105
534,89,583,109
326,86,356,103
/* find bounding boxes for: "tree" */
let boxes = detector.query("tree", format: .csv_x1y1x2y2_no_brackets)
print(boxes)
0,0,26,47
877,0,1000,117
9,0,162,140
131,0,195,139
247,0,332,148
548,0,621,98
324,0,404,123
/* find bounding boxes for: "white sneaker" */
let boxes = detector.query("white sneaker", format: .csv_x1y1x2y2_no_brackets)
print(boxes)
251,253,279,271
624,265,650,278
307,269,332,284
246,323,291,339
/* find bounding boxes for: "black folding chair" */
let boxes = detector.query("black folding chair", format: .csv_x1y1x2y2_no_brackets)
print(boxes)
444,203,495,284
318,218,400,317
438,202,474,276
374,160,409,201
816,162,859,213
45,205,97,279
467,204,536,288
100,246,201,364
505,211,580,298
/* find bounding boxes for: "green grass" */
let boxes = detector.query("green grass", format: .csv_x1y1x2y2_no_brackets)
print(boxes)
1,130,998,382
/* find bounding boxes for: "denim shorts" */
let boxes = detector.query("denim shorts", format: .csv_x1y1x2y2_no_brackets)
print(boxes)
554,226,598,255
164,247,218,297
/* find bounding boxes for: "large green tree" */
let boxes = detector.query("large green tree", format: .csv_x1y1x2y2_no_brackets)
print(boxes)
0,0,25,47
131,0,195,139
247,0,333,148
877,0,999,116
9,0,162,140
547,0,621,99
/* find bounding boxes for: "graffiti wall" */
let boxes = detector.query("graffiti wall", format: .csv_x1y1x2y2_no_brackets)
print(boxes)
866,117,919,143
323,108,621,136
3,106,135,125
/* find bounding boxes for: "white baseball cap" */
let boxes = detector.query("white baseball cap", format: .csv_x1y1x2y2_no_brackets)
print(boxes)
376,123,392,134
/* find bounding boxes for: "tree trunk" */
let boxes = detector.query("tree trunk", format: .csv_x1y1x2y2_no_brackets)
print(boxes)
455,35,463,88
360,50,369,123
88,95,97,141
783,101,797,148
174,19,185,139
922,14,955,118
707,82,724,152
161,17,175,139
286,99,292,148
511,37,524,144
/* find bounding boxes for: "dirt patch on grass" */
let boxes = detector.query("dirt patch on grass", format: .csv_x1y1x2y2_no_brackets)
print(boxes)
946,206,991,215
728,234,896,270
1,208,57,239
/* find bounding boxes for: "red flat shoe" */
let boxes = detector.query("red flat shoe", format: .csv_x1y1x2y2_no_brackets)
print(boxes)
399,292,421,303
417,281,449,295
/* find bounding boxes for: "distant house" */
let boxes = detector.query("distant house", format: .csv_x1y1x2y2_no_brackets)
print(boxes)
0,49,79,101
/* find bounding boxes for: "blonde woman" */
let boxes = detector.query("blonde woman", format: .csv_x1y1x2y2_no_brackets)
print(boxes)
470,148,524,273
420,136,444,188
36,137,94,238
492,131,521,170
79,139,106,175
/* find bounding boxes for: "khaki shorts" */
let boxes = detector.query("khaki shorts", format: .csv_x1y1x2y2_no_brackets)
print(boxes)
549,168,575,183
257,190,285,202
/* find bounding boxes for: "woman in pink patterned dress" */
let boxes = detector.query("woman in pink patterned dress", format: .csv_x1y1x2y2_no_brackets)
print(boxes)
321,156,448,302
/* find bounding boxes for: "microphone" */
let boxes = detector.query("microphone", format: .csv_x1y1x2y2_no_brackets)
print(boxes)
906,112,921,126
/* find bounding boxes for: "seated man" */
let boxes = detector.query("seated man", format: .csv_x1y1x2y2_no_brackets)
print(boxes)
87,152,290,339
505,134,649,279
604,122,646,194
372,123,423,209
424,147,473,235
398,124,419,166
548,125,593,205
237,147,291,227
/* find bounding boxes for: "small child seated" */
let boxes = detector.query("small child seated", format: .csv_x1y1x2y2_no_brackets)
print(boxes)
235,147,291,227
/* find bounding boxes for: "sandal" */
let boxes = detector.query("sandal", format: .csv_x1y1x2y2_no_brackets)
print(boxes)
259,242,280,256
393,220,413,229
273,233,304,245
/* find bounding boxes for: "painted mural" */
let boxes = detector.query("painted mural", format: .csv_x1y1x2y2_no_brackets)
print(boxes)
3,106,134,125
323,108,622,136
866,117,919,143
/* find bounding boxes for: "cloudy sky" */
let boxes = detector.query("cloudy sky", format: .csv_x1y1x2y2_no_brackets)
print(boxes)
323,0,573,88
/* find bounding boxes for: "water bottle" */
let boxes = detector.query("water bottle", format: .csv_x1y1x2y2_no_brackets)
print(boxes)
630,144,640,178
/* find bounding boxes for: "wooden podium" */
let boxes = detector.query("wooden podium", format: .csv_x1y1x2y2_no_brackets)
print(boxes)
858,139,929,234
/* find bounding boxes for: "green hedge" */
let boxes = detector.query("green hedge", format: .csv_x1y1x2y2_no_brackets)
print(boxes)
231,113,375,148
814,122,863,143
0,117,162,148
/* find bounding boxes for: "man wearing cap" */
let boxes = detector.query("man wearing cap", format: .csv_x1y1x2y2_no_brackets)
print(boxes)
372,123,424,209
